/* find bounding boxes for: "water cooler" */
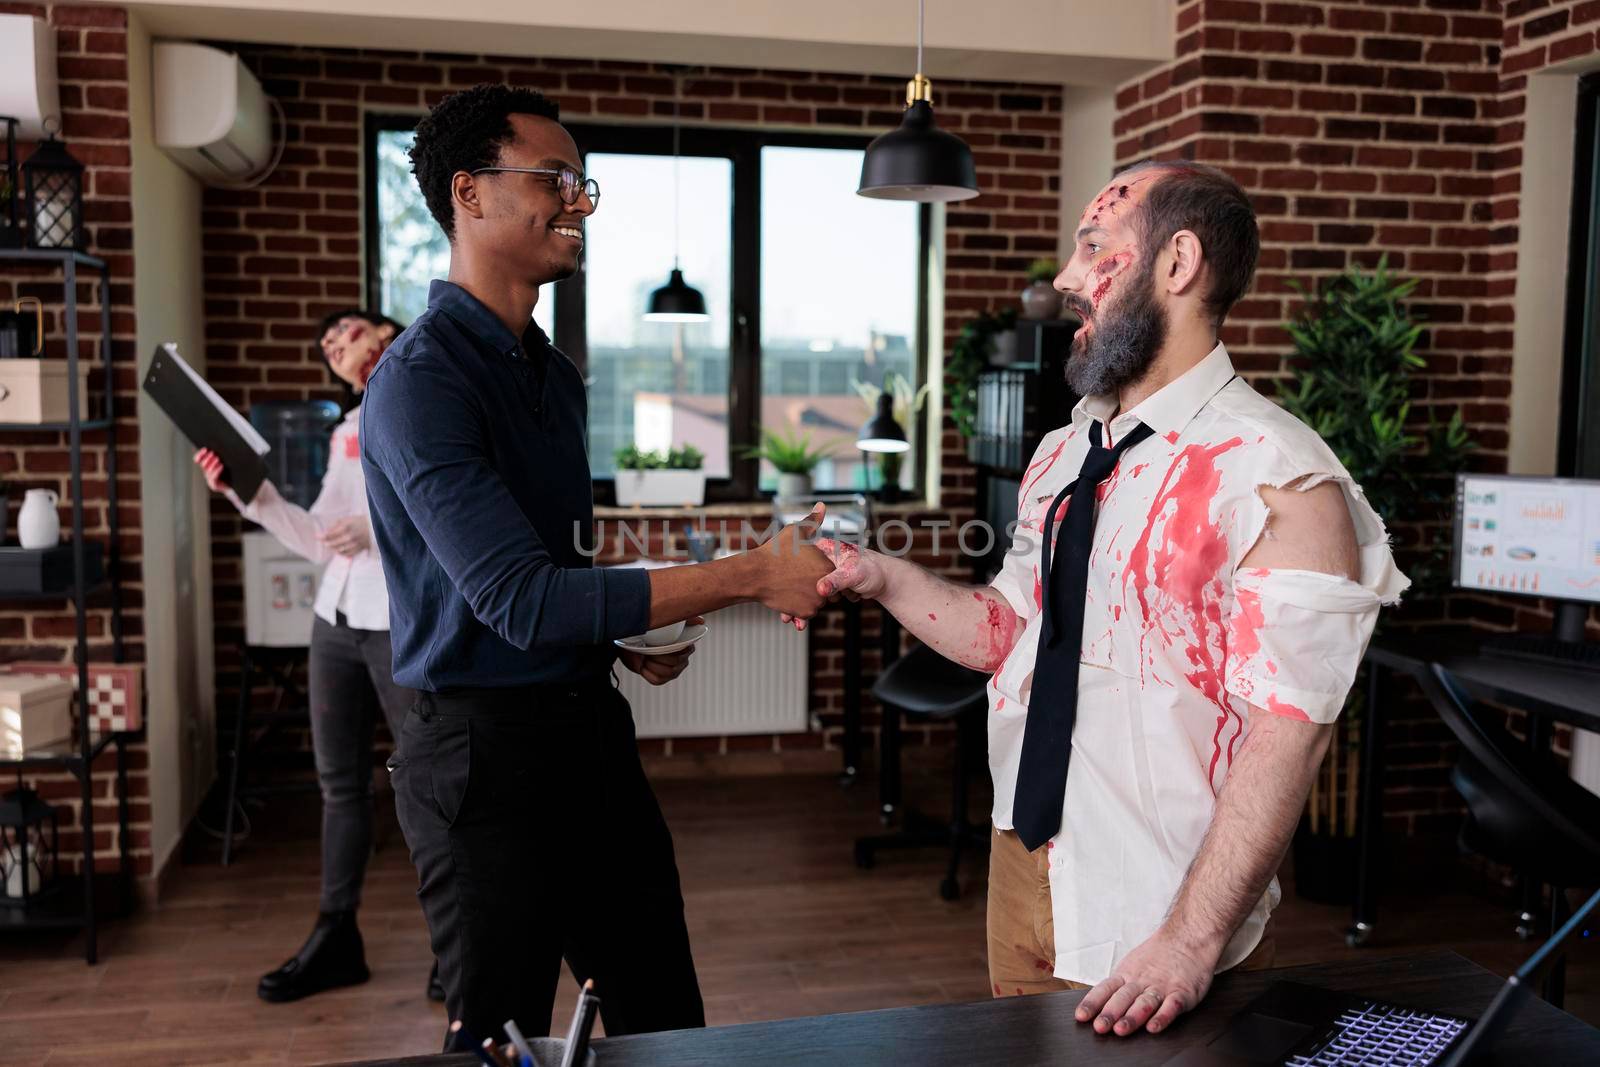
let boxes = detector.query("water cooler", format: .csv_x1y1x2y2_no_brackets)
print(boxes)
241,400,341,647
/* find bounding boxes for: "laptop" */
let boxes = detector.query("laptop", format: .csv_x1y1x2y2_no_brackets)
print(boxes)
1164,884,1600,1066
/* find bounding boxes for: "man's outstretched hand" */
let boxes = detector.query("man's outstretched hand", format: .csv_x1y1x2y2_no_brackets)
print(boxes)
750,502,836,621
1074,928,1216,1037
780,538,888,631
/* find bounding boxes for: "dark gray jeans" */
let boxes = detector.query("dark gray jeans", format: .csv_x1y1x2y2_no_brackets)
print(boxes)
309,614,415,913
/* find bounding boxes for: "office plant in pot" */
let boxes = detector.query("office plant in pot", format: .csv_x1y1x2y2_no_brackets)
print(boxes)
613,444,706,507
946,307,1018,440
744,426,833,500
1276,256,1473,906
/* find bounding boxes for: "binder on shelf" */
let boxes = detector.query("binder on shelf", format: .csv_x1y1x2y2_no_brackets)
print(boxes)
141,343,271,503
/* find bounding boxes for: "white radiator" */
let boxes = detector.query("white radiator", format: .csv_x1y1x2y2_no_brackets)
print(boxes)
618,602,809,738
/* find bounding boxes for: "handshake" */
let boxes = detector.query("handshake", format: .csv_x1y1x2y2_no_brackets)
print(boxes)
630,502,888,685
733,502,894,627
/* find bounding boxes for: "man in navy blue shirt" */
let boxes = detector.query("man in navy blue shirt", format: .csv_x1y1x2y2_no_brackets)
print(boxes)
362,85,835,1049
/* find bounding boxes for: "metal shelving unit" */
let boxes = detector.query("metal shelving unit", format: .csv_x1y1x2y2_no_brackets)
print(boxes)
0,247,134,964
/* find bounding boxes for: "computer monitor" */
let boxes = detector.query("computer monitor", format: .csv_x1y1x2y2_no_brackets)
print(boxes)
1453,473,1600,643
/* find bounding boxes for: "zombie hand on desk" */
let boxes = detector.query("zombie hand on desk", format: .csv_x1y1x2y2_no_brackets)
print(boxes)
1074,927,1216,1037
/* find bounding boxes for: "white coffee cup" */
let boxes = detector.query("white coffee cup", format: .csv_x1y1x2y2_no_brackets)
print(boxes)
643,620,686,647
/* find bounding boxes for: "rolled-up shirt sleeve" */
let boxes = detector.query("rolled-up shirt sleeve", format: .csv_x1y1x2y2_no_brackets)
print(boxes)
1224,477,1410,724
1224,568,1384,723
362,355,649,649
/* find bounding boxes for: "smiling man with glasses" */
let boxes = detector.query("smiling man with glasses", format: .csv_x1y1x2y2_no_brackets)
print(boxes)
360,84,837,1052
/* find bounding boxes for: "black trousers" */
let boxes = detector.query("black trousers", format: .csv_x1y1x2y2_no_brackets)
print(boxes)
308,615,415,913
389,674,704,1049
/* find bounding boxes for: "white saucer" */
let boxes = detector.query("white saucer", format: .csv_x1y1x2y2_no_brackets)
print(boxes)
615,622,708,656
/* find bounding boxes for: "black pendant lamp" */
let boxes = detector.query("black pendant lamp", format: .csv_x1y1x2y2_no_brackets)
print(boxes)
645,71,710,322
856,0,979,203
857,391,910,454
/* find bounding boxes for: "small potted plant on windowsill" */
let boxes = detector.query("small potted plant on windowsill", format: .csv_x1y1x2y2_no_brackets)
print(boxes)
612,443,706,507
743,426,834,500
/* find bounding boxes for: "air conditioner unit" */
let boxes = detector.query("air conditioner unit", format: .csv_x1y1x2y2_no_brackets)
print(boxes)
152,42,275,185
0,14,60,140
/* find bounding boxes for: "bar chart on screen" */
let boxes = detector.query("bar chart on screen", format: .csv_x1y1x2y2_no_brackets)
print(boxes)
1455,475,1600,604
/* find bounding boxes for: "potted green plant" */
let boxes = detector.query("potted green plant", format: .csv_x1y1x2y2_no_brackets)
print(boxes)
852,371,931,502
1020,257,1062,320
612,443,706,507
1276,256,1473,905
743,426,835,500
946,307,1018,440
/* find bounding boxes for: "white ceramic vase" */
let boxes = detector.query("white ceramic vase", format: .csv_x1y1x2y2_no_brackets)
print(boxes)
17,488,59,549
1020,280,1061,320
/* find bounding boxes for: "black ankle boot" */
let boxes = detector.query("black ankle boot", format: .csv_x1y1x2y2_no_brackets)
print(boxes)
257,910,370,1003
427,959,446,1002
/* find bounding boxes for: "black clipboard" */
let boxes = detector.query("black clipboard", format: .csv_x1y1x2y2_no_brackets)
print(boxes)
142,344,271,503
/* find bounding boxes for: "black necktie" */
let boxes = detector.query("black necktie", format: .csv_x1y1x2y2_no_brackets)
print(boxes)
1012,419,1156,852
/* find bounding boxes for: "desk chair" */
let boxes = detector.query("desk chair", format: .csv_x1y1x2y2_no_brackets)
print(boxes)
1416,662,1600,1008
854,644,991,900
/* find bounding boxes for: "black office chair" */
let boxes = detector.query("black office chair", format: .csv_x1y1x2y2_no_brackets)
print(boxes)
1415,662,1600,1008
854,643,992,900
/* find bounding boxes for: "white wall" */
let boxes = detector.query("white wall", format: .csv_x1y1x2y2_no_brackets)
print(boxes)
122,0,1170,87
1508,70,1582,478
127,11,216,891
1057,86,1118,258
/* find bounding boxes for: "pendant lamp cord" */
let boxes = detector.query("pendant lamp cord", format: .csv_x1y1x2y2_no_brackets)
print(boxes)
916,0,925,76
672,70,682,271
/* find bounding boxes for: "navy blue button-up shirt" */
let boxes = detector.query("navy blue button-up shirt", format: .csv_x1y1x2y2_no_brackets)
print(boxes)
361,279,650,691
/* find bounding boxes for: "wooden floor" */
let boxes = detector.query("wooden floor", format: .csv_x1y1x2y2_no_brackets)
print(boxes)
2,768,1596,1065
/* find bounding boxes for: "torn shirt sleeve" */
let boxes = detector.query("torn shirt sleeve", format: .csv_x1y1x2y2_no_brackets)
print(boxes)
1224,471,1410,724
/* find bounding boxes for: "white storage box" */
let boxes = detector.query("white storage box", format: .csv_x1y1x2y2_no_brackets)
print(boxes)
0,359,91,423
613,469,706,508
0,674,74,756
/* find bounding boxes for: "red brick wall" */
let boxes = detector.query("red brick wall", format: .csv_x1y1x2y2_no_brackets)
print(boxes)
0,3,149,875
199,46,1063,760
1110,0,1599,833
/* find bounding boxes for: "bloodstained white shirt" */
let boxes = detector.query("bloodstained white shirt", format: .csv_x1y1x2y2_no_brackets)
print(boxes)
225,405,391,631
987,342,1408,984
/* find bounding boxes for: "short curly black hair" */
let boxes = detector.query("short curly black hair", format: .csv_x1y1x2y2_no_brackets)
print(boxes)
409,84,562,241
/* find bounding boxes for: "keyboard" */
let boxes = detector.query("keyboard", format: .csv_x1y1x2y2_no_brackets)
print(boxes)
1285,1001,1469,1066
1481,634,1600,670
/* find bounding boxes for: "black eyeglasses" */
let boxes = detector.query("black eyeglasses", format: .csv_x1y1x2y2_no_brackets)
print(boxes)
471,165,601,208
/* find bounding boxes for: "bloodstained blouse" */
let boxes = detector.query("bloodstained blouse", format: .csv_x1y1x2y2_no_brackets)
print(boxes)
986,342,1409,985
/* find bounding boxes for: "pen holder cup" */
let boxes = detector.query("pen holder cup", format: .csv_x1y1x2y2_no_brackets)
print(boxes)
525,1038,597,1067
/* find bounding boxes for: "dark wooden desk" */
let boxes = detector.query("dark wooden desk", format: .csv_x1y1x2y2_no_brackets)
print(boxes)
1352,630,1600,946
338,952,1599,1066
